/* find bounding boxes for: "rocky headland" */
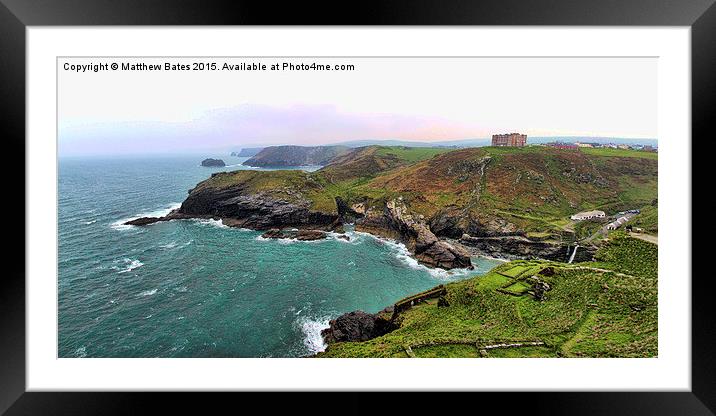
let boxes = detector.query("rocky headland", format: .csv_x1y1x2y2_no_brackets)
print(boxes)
126,145,656,272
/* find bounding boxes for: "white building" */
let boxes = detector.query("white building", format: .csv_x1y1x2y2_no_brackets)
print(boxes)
607,216,629,230
570,210,606,221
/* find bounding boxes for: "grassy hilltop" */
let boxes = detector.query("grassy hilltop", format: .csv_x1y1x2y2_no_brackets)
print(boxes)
317,233,657,358
197,145,658,238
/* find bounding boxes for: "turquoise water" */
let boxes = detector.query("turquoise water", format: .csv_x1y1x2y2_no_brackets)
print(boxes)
58,156,502,358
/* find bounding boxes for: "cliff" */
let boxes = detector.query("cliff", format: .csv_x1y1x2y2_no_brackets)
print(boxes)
243,145,351,167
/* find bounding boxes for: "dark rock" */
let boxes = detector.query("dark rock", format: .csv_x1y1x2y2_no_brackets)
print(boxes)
336,235,350,241
296,230,327,241
356,199,473,270
261,228,284,239
530,276,551,301
124,216,165,226
201,158,226,167
321,311,397,344
178,186,339,231
460,234,596,262
437,296,450,308
260,228,327,241
539,266,556,276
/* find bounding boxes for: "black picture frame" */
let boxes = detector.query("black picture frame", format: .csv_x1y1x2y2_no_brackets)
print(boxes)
1,1,712,414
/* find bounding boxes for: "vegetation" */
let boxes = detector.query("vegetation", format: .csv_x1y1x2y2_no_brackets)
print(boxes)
317,234,657,358
374,146,454,162
198,145,657,238
579,147,658,160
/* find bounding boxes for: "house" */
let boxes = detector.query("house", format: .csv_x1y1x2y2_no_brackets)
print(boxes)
607,216,629,230
570,210,606,221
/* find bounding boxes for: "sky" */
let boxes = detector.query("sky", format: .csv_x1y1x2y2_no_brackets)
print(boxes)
58,57,657,156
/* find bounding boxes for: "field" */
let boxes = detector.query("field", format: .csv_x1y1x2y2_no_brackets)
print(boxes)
316,233,657,358
579,147,658,160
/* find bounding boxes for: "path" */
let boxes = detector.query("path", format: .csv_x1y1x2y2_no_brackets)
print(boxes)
629,232,658,245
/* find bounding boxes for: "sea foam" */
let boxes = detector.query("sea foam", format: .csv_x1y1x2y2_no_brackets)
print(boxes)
111,202,181,231
113,258,144,274
298,316,331,354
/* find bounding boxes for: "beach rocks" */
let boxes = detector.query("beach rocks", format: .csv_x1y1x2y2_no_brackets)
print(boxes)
321,311,397,344
261,228,327,241
201,158,225,167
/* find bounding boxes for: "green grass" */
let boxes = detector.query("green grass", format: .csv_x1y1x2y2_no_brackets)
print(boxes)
374,146,454,163
631,204,658,233
317,234,657,358
579,147,658,160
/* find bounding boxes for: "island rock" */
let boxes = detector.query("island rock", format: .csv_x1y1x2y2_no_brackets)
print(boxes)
201,158,226,167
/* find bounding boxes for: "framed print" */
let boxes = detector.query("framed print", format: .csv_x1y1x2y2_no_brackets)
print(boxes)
1,0,712,414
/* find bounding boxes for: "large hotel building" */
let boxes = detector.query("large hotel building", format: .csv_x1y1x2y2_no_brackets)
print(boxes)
491,133,527,147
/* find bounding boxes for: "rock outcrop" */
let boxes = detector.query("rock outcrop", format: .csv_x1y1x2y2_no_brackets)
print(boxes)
261,228,327,241
177,184,340,231
321,311,397,344
357,199,473,270
201,158,226,167
460,234,596,262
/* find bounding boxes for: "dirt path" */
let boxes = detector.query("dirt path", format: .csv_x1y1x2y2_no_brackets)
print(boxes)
629,233,658,245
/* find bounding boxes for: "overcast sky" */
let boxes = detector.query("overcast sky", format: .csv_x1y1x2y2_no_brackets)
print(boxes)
58,57,657,156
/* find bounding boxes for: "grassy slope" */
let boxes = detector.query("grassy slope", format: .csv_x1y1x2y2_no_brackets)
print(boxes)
195,145,658,235
316,233,657,358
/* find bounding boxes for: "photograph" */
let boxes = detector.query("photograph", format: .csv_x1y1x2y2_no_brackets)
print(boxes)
57,56,659,359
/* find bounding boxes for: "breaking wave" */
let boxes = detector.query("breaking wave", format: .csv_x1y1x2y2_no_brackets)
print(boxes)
297,316,331,355
137,288,158,297
110,202,181,231
113,258,144,274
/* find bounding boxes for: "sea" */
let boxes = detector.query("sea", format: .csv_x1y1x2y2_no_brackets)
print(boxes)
58,155,502,358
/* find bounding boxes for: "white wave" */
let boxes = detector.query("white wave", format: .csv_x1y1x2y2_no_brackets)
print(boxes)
111,202,181,231
298,316,331,354
113,258,144,274
138,288,158,297
358,231,474,280
160,241,178,249
74,346,87,358
84,219,97,225
191,218,229,229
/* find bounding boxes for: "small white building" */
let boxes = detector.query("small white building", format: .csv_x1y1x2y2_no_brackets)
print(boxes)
570,210,606,221
607,216,629,230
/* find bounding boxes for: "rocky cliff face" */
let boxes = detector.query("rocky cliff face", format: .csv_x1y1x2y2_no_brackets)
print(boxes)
459,234,596,262
177,184,340,230
356,199,473,270
320,311,397,344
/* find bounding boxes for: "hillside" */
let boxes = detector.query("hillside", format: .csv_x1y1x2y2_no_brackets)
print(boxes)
243,145,351,167
316,233,657,358
130,145,657,269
